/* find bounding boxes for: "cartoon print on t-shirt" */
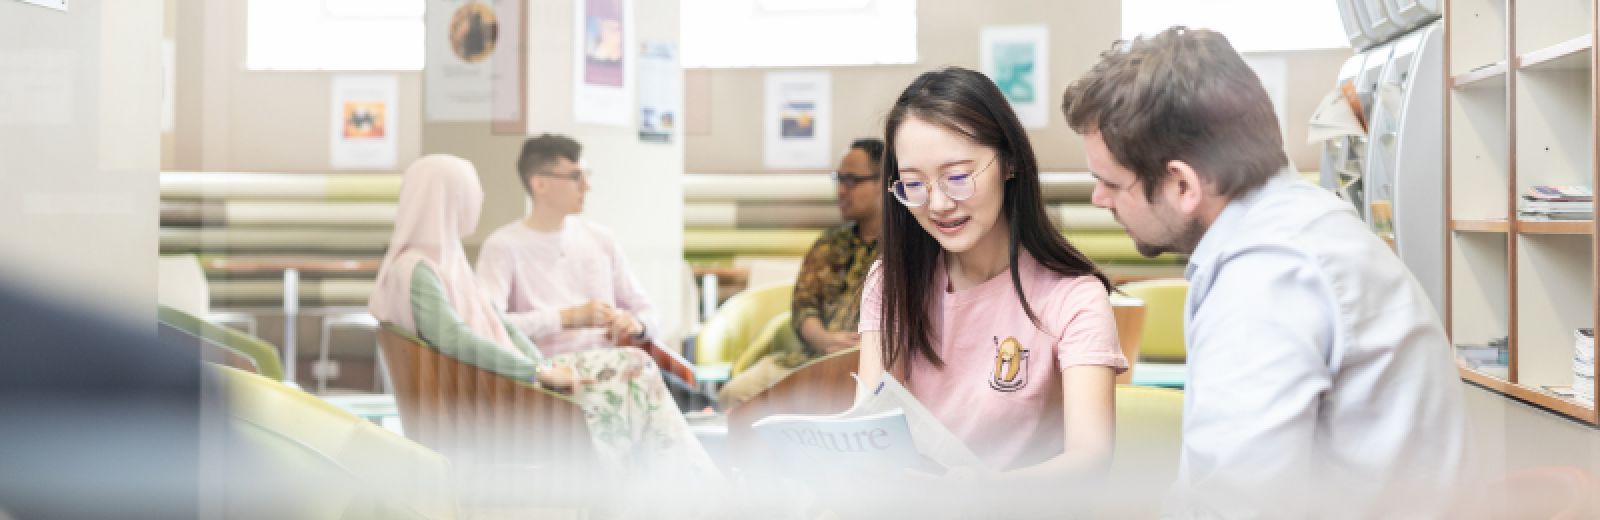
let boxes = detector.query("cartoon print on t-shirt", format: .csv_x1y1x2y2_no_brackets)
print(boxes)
990,335,1029,392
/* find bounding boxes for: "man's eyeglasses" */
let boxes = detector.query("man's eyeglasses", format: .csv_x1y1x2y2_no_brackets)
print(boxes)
532,168,592,182
831,171,880,189
888,155,998,208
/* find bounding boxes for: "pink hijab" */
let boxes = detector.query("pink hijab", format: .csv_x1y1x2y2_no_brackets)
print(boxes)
369,154,516,349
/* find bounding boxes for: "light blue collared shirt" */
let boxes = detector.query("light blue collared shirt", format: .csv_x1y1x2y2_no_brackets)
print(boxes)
1168,172,1465,518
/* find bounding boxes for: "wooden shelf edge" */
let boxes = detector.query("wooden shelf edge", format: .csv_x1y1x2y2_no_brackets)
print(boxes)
1516,219,1595,235
1515,384,1597,421
1518,34,1595,71
1451,61,1509,88
1460,366,1514,392
1460,367,1598,423
1452,219,1511,232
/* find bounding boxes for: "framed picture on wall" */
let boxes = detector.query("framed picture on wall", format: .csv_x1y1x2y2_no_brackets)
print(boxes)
980,25,1049,129
763,71,832,169
637,41,679,144
426,0,519,122
330,75,399,170
573,0,634,127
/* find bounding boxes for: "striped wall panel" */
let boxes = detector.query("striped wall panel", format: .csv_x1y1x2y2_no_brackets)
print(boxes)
683,202,1121,231
682,172,1096,202
161,228,392,254
161,172,401,201
683,227,1180,265
162,201,397,227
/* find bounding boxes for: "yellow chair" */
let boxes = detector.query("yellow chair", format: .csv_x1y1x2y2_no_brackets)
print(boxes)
729,312,801,376
161,305,285,381
695,282,794,375
1107,385,1185,519
1117,279,1188,362
212,364,457,519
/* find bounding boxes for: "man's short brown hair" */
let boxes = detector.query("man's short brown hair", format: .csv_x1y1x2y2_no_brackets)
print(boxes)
1062,27,1287,200
516,133,581,194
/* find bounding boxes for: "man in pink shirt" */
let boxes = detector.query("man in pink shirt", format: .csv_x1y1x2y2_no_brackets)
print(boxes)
476,134,657,358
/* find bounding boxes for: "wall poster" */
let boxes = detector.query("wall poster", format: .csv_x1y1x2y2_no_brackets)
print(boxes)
331,75,398,170
763,71,832,170
980,25,1049,129
573,0,633,127
637,41,679,144
426,0,517,122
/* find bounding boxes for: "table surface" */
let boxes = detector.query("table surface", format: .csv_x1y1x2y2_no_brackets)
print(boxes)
1131,362,1186,389
695,363,734,383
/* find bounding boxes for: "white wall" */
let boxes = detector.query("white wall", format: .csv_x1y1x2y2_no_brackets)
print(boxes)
682,1,1351,173
0,1,163,321
166,0,684,331
168,0,424,172
424,0,688,341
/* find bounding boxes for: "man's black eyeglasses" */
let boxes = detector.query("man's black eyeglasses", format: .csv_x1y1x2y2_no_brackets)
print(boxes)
831,171,880,189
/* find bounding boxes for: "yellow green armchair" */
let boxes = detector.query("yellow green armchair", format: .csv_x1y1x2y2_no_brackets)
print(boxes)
211,363,456,518
1107,385,1185,518
160,305,284,381
694,283,794,375
1116,279,1189,363
730,312,804,376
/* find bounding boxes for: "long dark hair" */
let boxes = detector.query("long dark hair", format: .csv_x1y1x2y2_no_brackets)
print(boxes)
879,67,1111,374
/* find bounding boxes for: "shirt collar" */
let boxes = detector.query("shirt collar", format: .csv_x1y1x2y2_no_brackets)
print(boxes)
1184,169,1297,281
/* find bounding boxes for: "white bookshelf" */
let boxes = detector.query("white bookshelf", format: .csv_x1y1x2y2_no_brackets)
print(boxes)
1514,61,1592,197
1447,0,1600,422
1519,35,1593,72
1515,234,1593,389
1450,0,1508,76
1451,232,1511,356
1449,82,1509,220
1515,0,1592,56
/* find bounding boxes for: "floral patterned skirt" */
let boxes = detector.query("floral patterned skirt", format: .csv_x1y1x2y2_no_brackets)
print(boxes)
545,347,721,483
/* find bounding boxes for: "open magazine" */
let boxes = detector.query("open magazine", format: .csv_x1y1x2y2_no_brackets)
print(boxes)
750,374,983,476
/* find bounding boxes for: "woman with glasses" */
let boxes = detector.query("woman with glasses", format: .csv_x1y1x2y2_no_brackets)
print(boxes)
857,67,1126,488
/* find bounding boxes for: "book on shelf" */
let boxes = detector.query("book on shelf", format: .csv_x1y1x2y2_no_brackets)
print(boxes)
1544,385,1578,399
1518,212,1595,221
1519,201,1593,212
1524,185,1593,202
1458,337,1510,378
1518,193,1593,220
1458,346,1508,367
751,373,983,478
1576,329,1595,405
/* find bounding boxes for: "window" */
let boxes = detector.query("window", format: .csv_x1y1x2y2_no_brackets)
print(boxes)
681,0,917,68
247,0,425,71
1122,0,1349,52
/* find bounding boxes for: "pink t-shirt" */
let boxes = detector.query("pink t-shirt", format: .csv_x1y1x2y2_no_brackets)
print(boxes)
859,251,1128,470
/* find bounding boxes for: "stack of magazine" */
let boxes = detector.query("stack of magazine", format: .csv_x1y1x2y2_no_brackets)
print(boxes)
1458,336,1509,380
1577,329,1594,405
1519,185,1593,221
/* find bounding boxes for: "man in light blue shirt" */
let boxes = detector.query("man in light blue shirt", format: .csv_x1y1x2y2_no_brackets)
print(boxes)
1061,27,1465,517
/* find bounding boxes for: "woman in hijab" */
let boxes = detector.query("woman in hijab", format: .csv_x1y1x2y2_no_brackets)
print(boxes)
369,154,719,483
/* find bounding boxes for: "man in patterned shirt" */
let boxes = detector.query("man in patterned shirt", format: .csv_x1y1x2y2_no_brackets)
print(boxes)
717,138,885,409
